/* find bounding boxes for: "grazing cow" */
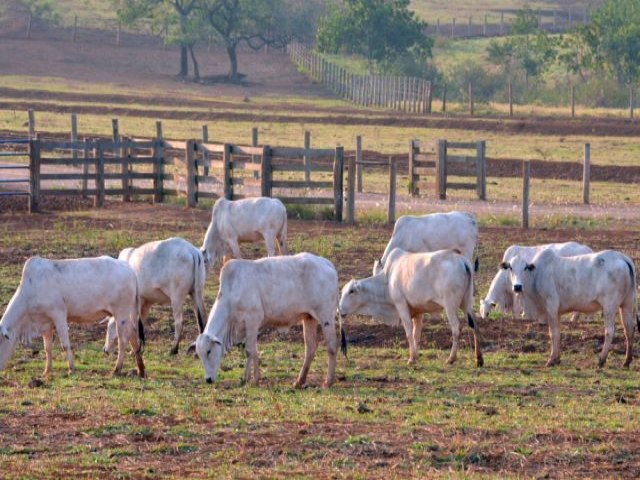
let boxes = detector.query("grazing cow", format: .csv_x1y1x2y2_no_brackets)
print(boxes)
195,253,343,387
480,242,593,319
104,237,207,355
373,211,478,275
342,248,483,367
201,197,288,268
0,256,145,377
505,249,638,367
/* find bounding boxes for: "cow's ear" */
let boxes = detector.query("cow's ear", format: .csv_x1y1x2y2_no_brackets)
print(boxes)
210,335,223,346
0,325,9,340
524,263,536,272
490,302,497,307
500,261,510,270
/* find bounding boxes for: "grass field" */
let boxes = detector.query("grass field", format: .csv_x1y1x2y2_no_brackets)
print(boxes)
1,201,640,478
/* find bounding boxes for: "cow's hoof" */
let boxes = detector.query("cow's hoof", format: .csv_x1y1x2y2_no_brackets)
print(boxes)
623,358,632,368
407,358,417,366
322,380,334,389
293,381,305,389
476,355,484,367
545,358,560,368
446,357,456,365
597,358,607,369
169,346,179,355
111,370,125,377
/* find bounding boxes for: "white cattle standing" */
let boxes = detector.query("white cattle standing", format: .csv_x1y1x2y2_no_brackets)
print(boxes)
104,237,207,355
505,249,638,367
0,256,145,378
373,211,478,275
201,197,288,267
342,248,483,367
480,242,593,319
195,253,344,387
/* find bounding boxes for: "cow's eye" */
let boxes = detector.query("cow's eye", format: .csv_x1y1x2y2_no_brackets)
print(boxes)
206,350,211,356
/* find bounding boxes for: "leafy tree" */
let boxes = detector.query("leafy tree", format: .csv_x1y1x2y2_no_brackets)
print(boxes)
577,0,640,86
200,0,293,82
487,5,558,89
316,0,432,75
115,0,200,78
24,0,59,24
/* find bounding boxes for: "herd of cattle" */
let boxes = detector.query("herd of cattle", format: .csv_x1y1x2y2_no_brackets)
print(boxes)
0,197,638,387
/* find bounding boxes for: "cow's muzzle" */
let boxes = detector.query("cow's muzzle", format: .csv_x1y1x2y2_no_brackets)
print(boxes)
205,377,213,384
513,284,523,293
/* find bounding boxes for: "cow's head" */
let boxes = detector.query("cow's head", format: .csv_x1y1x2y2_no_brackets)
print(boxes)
503,257,535,293
479,298,496,319
195,333,224,384
0,323,16,371
339,280,363,317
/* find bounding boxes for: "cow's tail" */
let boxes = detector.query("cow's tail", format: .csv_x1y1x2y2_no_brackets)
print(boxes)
135,279,145,354
463,260,476,329
192,249,207,334
337,309,347,358
278,210,289,255
623,257,639,332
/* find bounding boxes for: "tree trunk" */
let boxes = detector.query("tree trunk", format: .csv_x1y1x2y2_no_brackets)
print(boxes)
226,44,239,82
180,46,189,77
188,44,200,81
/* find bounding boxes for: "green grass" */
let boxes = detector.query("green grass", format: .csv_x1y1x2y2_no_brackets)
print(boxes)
0,202,639,477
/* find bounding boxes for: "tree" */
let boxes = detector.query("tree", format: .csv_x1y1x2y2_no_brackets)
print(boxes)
200,0,292,82
577,0,640,86
316,0,432,75
115,0,200,78
23,0,59,23
487,6,558,89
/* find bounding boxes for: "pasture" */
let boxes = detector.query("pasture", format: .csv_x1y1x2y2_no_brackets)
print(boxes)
1,199,640,478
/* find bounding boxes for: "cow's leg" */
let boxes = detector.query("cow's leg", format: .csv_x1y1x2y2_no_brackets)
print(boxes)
112,318,131,376
295,318,318,388
42,326,54,377
546,314,561,367
412,315,423,350
50,313,74,374
396,302,417,364
227,239,243,259
444,305,460,365
598,307,618,368
277,229,289,255
264,235,277,257
243,324,260,386
128,328,145,379
620,302,635,367
169,297,185,355
319,314,338,388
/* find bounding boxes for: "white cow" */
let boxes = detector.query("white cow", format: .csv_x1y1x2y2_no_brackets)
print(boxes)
195,253,344,387
480,242,593,319
0,256,145,378
104,237,207,355
201,197,288,268
342,248,483,367
373,211,478,275
506,248,638,367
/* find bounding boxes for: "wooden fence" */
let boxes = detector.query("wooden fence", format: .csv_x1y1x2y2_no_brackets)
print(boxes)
289,42,432,113
408,139,486,200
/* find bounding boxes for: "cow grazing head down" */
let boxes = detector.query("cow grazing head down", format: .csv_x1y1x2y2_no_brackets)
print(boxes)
338,280,362,317
195,333,224,383
479,298,496,319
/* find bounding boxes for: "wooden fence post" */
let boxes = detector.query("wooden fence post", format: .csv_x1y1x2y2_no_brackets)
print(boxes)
571,85,576,118
437,139,447,199
347,146,356,225
28,139,41,213
186,139,197,207
583,143,590,204
408,139,417,196
476,140,486,200
251,126,259,180
121,136,131,202
508,78,513,117
387,156,396,225
223,143,232,200
261,146,272,197
500,11,504,35
629,85,634,119
153,125,164,203
333,146,344,222
72,15,78,43
26,13,32,39
522,160,530,229
116,22,121,46
442,84,447,112
451,18,456,38
28,110,35,139
427,81,433,113
304,130,311,183
469,82,474,115
356,135,363,193
82,138,90,198
95,141,105,208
